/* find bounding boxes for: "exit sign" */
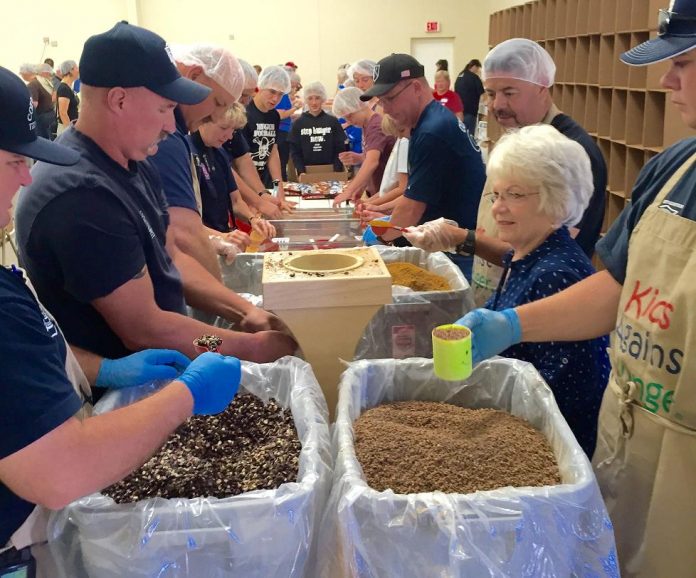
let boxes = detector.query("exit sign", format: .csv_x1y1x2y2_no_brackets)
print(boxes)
426,21,441,33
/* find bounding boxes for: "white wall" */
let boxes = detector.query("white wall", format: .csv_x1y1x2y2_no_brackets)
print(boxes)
3,0,502,92
1,0,131,76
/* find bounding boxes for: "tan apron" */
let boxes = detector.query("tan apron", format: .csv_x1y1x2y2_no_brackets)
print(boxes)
593,151,696,577
2,271,91,577
471,105,561,306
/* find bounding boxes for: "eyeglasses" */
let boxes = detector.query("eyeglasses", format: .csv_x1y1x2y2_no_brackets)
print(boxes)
380,81,414,105
658,9,696,36
485,191,540,204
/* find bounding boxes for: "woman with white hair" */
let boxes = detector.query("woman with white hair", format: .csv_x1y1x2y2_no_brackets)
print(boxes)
289,82,347,176
481,125,609,456
56,60,79,135
408,124,610,456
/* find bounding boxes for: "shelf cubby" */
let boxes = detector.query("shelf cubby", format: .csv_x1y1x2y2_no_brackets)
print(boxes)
609,142,627,194
630,0,662,31
625,146,644,198
599,35,615,87
588,35,601,85
585,86,600,133
642,91,665,148
613,34,632,87
615,0,634,33
598,88,613,138
587,0,602,34
610,89,628,141
625,91,645,146
600,0,617,33
573,85,588,127
565,38,577,83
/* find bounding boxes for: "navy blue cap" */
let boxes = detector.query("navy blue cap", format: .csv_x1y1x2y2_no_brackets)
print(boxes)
622,1,696,66
360,54,425,100
0,66,79,165
80,21,211,104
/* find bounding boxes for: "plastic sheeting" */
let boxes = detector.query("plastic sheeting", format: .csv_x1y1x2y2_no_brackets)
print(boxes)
48,357,332,578
317,357,619,578
354,246,476,359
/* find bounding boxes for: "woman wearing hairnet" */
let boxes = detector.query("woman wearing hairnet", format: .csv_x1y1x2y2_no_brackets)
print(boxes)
289,82,347,175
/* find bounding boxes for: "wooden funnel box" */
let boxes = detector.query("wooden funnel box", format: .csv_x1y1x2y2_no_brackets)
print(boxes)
263,247,391,419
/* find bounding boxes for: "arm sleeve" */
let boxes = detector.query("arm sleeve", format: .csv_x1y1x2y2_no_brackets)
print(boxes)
396,139,410,174
223,132,250,160
363,120,392,154
596,155,661,284
34,189,146,302
333,119,348,171
0,293,81,458
405,133,447,205
28,82,39,102
289,122,305,173
451,93,464,114
151,136,198,212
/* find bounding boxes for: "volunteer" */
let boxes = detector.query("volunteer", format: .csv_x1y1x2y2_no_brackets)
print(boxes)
409,125,609,455
432,70,464,121
289,81,347,176
331,87,395,205
359,54,486,280
15,22,295,366
458,5,696,574
0,65,241,577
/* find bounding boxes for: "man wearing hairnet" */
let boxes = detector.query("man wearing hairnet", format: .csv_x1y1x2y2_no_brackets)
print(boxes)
243,65,289,189
408,39,606,305
289,82,347,175
15,23,295,378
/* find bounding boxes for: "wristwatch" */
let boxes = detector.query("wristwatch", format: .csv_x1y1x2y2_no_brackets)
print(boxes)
455,229,476,256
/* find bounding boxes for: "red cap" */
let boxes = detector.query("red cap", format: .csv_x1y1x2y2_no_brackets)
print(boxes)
285,61,297,69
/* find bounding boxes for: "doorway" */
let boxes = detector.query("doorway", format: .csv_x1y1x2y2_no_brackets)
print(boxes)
410,37,455,87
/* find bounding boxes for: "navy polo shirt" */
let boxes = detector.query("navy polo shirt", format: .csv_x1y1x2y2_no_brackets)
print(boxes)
151,106,199,212
223,131,250,160
486,227,611,457
15,127,186,360
188,131,238,233
598,138,696,284
406,100,486,229
0,266,82,545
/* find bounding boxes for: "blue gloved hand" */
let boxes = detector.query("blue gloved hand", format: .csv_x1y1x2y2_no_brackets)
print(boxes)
362,224,380,246
176,352,241,415
456,308,522,364
96,349,192,389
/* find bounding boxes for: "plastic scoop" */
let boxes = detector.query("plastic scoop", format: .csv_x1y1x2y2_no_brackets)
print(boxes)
368,220,410,236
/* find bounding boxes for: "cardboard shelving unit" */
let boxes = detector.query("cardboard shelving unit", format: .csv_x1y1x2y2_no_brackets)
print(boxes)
488,0,695,241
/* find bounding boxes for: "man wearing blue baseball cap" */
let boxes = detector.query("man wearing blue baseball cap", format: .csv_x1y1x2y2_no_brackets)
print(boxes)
14,22,295,378
455,3,696,575
0,65,242,577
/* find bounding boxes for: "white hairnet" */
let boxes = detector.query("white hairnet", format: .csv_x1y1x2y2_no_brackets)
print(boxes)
304,82,327,101
238,58,258,90
332,86,366,118
20,63,38,75
58,60,77,76
350,59,377,78
343,78,355,88
258,65,291,93
171,44,244,101
37,63,53,74
483,38,556,87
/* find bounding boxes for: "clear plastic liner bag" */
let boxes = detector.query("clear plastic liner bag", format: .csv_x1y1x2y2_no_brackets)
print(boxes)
354,246,476,359
48,357,333,578
317,357,619,578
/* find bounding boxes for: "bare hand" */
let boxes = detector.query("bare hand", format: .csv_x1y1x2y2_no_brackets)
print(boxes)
258,197,283,219
246,331,297,362
223,230,251,251
338,151,364,166
250,217,276,240
239,307,280,333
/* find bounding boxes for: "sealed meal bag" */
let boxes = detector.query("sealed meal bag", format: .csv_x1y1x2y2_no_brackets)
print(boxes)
317,357,619,578
48,357,332,578
354,246,476,359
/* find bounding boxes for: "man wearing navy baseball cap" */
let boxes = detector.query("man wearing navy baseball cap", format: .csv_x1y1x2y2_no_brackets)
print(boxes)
0,64,242,577
449,3,696,576
359,53,486,281
14,22,295,385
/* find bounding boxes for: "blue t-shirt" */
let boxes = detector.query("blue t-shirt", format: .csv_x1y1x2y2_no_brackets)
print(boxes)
15,127,186,360
406,100,486,229
276,93,293,133
486,227,611,456
150,106,198,212
598,137,696,284
550,113,607,258
188,131,237,233
0,266,82,545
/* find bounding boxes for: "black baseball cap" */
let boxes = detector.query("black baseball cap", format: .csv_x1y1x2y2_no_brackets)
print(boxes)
80,21,211,105
360,53,425,100
0,66,79,165
622,1,696,65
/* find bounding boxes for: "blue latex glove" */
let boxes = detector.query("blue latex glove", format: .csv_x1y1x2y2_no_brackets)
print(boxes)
177,352,241,415
456,308,522,364
362,216,391,246
96,349,191,389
